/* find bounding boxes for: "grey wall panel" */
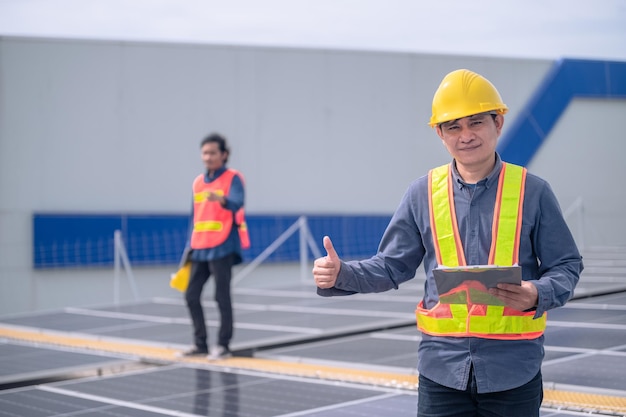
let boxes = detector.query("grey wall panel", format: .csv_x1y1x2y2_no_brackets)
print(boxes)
0,37,551,214
1,39,122,211
528,98,626,247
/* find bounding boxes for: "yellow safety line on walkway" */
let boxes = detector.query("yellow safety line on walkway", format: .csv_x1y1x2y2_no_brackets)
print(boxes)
2,326,625,415
543,389,626,416
213,357,419,390
0,327,179,361
0,326,417,387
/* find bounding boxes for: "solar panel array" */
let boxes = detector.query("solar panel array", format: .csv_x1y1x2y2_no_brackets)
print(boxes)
1,253,625,416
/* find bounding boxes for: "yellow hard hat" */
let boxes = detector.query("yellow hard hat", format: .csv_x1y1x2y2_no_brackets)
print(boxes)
429,69,508,127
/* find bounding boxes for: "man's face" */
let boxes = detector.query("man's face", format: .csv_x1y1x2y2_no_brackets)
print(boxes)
201,142,227,172
436,112,503,170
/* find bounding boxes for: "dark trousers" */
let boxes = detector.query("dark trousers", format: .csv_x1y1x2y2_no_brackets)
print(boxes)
185,254,235,350
417,368,543,417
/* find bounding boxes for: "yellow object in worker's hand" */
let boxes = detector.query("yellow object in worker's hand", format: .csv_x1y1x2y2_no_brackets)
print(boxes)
170,262,191,292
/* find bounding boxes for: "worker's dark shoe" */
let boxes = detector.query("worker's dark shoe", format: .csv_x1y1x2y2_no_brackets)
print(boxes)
207,345,232,361
176,347,208,358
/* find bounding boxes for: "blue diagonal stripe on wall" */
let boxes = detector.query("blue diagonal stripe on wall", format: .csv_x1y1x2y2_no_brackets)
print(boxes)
497,59,626,166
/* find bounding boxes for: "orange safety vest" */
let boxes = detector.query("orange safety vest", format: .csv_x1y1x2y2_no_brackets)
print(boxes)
190,169,250,250
416,162,546,340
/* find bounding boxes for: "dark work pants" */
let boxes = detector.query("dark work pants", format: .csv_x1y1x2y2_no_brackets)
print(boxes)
185,254,235,350
417,367,543,417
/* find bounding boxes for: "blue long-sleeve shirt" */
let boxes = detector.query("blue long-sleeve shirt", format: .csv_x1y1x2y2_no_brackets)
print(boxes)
185,166,245,265
320,153,583,393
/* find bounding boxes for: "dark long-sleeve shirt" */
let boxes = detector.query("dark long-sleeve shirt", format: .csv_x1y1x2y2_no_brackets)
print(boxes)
320,153,583,393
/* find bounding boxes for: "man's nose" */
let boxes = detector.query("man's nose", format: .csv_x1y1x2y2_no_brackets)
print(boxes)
458,126,475,142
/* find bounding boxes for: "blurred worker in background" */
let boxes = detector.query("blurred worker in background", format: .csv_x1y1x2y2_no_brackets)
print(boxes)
313,69,583,417
179,133,250,360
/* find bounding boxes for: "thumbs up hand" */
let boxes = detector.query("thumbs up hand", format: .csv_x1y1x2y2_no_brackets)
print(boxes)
313,236,341,289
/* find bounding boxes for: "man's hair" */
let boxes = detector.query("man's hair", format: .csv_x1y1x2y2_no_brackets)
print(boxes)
200,133,230,163
438,112,499,129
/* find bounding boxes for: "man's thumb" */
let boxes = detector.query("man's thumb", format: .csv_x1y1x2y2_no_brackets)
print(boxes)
323,236,339,260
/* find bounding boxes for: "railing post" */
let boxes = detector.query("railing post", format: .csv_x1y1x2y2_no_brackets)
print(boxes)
114,230,121,304
299,217,307,283
113,230,140,304
299,216,322,283
577,199,585,251
564,197,585,251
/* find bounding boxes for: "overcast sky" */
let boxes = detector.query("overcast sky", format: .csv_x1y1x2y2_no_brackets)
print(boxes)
1,0,625,61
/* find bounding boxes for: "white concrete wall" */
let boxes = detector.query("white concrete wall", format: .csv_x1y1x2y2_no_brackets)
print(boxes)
527,98,626,248
0,35,621,315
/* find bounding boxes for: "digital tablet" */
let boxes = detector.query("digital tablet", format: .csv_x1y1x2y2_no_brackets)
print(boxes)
433,265,521,305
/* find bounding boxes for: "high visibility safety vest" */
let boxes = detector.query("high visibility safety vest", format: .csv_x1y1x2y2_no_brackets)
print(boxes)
416,162,547,340
190,169,250,250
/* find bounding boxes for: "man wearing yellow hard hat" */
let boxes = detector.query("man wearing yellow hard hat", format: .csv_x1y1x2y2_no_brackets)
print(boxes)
313,69,583,416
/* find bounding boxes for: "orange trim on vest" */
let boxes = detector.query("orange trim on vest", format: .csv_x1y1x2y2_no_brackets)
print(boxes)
447,166,466,266
427,170,440,264
235,208,251,249
489,165,506,263
488,163,526,265
428,165,466,267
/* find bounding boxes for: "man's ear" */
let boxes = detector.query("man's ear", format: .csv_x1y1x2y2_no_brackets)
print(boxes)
435,125,445,140
494,114,505,134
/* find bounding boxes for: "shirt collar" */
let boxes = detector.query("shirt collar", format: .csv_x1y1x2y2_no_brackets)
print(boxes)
450,153,503,190
205,166,227,182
